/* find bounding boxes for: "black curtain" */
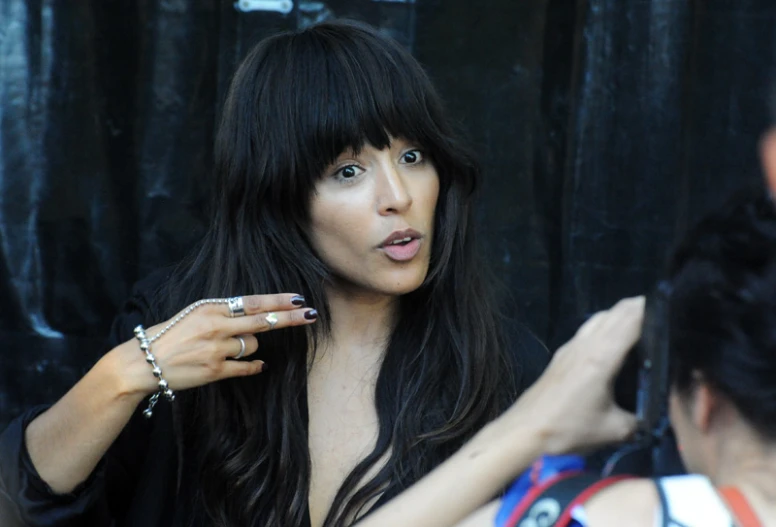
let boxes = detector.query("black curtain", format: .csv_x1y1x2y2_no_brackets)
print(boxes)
1,0,775,428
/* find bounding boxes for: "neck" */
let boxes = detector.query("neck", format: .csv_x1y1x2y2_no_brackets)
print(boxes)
710,424,776,512
315,281,400,366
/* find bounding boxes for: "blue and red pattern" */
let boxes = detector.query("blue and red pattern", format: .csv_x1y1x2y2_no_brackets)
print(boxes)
494,454,587,527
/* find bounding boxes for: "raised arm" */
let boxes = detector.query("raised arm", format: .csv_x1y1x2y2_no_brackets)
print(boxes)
20,293,315,495
358,296,644,527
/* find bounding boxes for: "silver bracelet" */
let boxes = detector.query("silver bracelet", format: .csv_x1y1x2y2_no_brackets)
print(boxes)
132,298,230,418
134,325,175,418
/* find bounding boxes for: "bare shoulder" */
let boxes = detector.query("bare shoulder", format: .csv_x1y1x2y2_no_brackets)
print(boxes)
583,478,658,527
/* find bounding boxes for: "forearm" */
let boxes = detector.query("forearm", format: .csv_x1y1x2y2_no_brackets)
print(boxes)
360,296,645,527
358,418,544,527
24,341,150,494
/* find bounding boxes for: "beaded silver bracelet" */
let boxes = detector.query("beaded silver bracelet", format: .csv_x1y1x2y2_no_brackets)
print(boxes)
133,298,230,418
133,325,175,418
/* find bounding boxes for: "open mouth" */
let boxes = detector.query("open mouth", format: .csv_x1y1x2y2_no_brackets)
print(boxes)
381,237,422,261
388,236,415,246
378,228,423,262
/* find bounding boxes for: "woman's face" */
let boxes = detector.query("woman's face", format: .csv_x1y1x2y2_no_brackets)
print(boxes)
308,137,440,298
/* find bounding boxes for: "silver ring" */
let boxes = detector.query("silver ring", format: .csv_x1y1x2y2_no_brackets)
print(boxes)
234,336,246,359
227,297,245,317
265,312,278,329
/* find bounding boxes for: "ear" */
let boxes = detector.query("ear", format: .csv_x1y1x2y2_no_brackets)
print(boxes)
760,129,776,196
691,382,720,434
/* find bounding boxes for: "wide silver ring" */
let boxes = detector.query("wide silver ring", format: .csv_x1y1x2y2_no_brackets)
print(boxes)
227,297,245,318
265,312,278,329
234,336,246,359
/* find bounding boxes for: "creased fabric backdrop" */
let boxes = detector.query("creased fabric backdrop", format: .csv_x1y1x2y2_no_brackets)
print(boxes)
1,0,775,428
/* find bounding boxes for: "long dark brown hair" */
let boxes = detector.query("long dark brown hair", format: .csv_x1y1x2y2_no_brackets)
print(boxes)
161,19,537,526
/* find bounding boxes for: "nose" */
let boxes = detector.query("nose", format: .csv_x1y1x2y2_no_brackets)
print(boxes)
376,160,413,216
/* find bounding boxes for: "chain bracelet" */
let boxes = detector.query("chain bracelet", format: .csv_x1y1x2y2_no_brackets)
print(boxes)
148,298,229,344
133,298,229,418
133,325,174,418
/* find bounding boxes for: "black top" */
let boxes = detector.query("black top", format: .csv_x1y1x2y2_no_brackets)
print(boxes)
0,275,549,527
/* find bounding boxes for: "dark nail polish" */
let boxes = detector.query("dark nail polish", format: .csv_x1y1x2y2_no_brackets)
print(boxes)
304,309,318,321
291,295,306,307
261,362,269,372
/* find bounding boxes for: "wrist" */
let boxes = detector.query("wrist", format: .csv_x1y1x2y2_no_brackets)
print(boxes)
98,341,156,405
489,393,577,458
465,414,547,484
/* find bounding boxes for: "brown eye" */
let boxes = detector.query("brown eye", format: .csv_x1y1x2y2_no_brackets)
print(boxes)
333,164,365,182
401,150,423,164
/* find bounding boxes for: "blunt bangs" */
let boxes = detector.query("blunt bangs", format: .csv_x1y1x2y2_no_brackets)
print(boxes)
252,21,471,200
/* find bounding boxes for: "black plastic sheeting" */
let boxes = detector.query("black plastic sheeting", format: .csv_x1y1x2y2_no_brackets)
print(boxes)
1,0,775,427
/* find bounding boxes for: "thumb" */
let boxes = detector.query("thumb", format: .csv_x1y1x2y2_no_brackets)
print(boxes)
602,407,638,444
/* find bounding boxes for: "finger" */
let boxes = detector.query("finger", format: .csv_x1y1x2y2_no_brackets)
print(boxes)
230,308,318,334
219,359,267,380
228,294,306,317
595,296,645,370
600,296,645,335
576,297,643,364
573,410,639,455
554,308,612,359
224,334,259,360
571,296,644,342
575,310,610,338
603,407,638,444
552,311,607,359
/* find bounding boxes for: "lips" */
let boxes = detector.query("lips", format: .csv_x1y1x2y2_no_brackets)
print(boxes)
379,228,422,262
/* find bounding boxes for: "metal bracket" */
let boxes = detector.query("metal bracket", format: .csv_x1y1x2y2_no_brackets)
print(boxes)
234,0,294,15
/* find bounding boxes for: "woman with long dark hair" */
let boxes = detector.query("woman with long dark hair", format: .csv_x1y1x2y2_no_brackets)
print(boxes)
0,20,638,527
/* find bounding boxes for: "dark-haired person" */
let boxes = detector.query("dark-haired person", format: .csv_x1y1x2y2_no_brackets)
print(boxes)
457,185,776,526
0,20,640,527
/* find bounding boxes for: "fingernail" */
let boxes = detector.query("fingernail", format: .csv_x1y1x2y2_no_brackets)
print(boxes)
304,309,318,321
291,295,305,307
261,362,269,372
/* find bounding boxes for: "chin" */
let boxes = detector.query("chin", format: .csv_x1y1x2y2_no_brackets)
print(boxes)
385,282,424,296
364,265,428,296
372,268,429,296
329,259,430,297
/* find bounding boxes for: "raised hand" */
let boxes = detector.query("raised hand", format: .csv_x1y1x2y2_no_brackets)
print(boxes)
503,296,645,455
23,293,317,495
116,294,317,398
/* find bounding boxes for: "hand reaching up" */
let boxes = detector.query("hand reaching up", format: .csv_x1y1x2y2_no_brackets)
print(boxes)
501,296,645,455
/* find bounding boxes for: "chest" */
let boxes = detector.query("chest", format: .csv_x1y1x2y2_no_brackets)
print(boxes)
306,361,384,527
